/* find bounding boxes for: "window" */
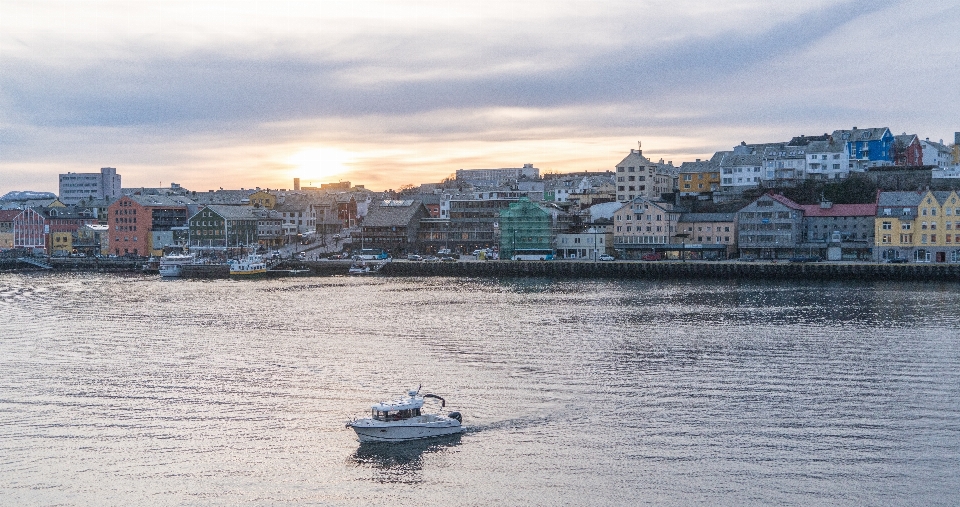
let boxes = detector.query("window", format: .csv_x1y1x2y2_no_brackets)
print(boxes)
882,221,892,230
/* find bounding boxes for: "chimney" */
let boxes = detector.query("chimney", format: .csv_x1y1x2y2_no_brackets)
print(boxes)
293,178,301,191
696,158,701,163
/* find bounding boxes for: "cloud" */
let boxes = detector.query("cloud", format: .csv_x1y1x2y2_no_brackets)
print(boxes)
1,0,958,195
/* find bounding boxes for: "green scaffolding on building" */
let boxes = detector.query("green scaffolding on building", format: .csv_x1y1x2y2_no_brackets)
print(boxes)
499,197,553,259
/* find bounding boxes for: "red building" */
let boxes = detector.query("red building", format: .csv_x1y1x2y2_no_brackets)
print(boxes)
107,195,193,257
893,134,923,166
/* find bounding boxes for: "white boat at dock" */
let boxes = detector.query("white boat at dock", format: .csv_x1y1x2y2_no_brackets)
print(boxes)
158,253,196,277
346,387,464,442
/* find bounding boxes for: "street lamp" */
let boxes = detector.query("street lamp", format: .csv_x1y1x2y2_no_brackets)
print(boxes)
675,233,689,262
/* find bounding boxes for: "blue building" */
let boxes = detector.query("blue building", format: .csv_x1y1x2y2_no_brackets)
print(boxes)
832,127,894,171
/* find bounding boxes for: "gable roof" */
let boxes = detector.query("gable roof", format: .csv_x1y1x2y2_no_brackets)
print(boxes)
798,203,877,217
832,127,890,142
877,191,924,208
0,209,21,222
362,200,426,227
200,205,258,220
126,194,196,208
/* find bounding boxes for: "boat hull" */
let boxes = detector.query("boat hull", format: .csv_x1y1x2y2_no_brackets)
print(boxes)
348,421,464,442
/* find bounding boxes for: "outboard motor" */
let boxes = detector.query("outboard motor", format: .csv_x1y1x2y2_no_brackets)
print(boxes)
447,412,462,423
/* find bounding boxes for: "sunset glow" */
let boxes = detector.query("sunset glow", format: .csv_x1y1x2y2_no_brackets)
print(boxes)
286,147,354,185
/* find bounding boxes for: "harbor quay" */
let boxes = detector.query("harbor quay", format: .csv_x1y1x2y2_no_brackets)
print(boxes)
3,257,960,282
377,259,960,282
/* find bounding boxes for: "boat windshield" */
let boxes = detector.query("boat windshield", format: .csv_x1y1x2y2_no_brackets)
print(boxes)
372,408,422,421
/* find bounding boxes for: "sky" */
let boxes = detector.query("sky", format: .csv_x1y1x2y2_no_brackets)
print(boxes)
2,0,959,196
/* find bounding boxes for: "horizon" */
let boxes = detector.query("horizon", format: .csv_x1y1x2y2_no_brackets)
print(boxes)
2,1,959,195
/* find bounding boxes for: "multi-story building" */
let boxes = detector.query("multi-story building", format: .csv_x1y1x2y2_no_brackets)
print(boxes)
255,210,284,247
107,194,195,257
800,201,876,260
893,134,923,166
875,190,960,262
676,213,737,259
614,149,674,202
677,159,720,196
40,207,98,255
74,224,110,257
736,194,804,259
275,197,316,241
0,210,17,249
805,139,849,180
555,228,613,260
759,143,806,187
359,199,430,256
498,198,553,259
12,208,47,253
920,138,954,168
612,197,682,259
187,205,259,248
716,151,763,192
58,167,122,205
833,127,894,171
439,191,526,253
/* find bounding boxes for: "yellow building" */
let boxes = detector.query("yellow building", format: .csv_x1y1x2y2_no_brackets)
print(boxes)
248,190,277,209
876,190,960,262
50,231,73,256
677,159,720,196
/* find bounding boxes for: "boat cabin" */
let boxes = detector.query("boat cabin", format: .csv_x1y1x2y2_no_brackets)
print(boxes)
372,408,422,421
370,392,426,421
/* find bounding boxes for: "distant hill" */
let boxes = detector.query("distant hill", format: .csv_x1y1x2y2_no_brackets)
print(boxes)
0,191,57,201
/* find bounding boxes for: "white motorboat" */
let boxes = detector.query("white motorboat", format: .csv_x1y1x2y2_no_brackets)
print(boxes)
348,260,372,275
346,388,464,442
158,253,196,277
228,254,267,276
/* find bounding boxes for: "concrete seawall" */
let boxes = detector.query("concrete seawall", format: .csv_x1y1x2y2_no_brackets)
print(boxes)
378,260,960,282
4,258,959,282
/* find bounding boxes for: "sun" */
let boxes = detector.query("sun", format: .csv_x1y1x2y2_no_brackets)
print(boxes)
287,147,354,183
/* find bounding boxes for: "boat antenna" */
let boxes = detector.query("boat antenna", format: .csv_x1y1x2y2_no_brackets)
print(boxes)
417,384,422,394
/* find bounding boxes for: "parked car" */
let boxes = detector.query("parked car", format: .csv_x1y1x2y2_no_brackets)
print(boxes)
790,255,822,263
407,254,423,261
440,256,456,262
598,254,615,261
886,257,908,263
423,255,440,263
641,253,662,261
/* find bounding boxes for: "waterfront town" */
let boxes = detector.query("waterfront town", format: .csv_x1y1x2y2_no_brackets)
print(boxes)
2,127,960,267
